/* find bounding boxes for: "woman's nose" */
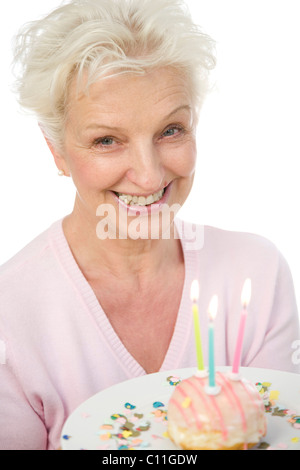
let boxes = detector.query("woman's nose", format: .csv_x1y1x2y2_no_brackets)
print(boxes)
125,141,165,193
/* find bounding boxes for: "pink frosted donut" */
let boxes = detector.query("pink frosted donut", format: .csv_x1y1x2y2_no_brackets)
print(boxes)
167,371,267,450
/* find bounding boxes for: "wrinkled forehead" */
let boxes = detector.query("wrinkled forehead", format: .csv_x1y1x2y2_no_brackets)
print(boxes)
65,66,196,127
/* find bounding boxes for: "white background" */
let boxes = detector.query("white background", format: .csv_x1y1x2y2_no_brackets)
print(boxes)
0,0,299,313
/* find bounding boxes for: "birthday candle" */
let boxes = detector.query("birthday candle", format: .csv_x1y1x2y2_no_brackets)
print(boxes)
232,278,252,375
190,280,205,371
208,295,218,388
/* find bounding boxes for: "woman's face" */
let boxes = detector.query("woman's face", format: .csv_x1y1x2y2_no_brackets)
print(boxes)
55,67,197,239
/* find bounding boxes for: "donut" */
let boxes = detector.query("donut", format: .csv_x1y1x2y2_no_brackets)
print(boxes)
167,371,267,450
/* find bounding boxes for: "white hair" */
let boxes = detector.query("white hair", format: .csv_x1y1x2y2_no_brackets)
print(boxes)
12,0,216,150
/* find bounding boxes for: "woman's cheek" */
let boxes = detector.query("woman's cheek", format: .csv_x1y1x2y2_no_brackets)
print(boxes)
165,141,197,177
67,153,122,191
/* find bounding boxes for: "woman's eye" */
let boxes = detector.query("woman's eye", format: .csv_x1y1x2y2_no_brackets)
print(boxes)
162,126,183,138
95,136,115,146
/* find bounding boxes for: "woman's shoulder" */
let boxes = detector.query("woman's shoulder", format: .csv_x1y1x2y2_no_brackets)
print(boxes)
204,224,280,255
178,218,280,251
0,219,69,341
177,218,287,274
0,220,62,285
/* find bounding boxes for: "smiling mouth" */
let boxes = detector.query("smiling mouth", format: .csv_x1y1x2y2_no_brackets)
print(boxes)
113,187,167,206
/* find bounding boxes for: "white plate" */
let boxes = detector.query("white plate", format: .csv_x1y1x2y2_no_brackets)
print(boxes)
61,367,300,450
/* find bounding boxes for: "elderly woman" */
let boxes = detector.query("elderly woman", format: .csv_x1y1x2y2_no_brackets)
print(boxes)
0,0,299,450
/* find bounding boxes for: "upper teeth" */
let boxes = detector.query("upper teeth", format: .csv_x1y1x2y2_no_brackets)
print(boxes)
117,188,165,206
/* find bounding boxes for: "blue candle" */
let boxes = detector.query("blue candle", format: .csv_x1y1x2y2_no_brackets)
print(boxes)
207,295,218,389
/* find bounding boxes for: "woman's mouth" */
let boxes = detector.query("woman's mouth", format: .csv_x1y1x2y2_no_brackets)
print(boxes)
111,182,173,214
114,187,166,206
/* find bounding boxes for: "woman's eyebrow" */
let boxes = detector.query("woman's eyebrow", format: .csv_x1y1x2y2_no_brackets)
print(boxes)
85,123,126,132
164,104,192,119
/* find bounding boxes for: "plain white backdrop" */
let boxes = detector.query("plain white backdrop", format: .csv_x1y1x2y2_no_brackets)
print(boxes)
0,0,299,312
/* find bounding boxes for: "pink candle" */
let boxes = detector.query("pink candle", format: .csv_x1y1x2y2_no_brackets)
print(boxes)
232,279,252,375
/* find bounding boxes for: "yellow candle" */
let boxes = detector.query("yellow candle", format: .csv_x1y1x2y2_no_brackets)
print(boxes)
190,280,205,371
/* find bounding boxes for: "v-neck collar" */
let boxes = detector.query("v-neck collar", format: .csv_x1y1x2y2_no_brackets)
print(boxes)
49,218,197,377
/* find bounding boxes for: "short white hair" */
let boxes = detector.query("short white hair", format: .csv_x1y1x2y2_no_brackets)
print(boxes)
12,0,216,150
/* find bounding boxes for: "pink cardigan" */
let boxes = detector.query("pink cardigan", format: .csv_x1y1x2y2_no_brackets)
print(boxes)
0,219,299,450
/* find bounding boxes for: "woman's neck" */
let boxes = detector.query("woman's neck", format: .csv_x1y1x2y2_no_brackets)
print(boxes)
62,208,183,285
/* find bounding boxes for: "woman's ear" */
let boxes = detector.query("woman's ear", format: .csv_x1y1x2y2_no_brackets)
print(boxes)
39,124,70,177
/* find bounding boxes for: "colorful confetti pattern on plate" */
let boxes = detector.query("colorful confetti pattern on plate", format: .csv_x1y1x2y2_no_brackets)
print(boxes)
97,402,168,450
255,381,300,450
62,374,300,450
95,376,180,450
